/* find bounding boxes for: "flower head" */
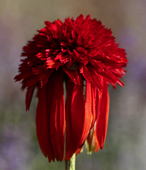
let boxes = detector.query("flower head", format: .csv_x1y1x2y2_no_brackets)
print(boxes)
15,15,127,161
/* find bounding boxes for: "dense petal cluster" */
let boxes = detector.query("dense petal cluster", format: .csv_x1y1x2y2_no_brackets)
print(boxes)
15,15,127,161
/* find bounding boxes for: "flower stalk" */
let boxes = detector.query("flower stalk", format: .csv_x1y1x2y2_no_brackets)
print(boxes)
65,154,76,170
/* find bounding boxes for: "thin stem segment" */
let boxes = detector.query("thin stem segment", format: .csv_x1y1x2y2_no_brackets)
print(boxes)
65,154,76,170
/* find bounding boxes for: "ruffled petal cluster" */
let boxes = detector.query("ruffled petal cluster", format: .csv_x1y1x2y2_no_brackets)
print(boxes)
15,15,127,161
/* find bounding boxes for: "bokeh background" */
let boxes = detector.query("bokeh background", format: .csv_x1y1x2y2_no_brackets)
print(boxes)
0,0,146,170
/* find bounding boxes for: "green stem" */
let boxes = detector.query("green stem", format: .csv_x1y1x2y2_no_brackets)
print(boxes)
65,154,76,170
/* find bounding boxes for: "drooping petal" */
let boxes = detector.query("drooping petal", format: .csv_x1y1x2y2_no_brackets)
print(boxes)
86,81,109,151
25,86,35,111
65,79,92,159
47,72,65,161
36,85,55,161
22,76,38,89
96,82,109,148
63,68,81,85
80,66,102,88
85,81,98,127
85,81,100,152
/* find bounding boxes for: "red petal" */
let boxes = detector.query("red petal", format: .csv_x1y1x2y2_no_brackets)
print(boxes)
25,86,35,111
63,68,81,85
85,81,97,127
65,79,92,159
96,82,109,148
85,82,100,152
47,72,65,161
80,66,102,88
22,76,38,89
36,85,55,161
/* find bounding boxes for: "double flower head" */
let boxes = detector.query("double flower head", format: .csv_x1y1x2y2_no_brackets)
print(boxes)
15,15,127,161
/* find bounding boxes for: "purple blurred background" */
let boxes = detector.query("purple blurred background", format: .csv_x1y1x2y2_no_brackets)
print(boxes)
0,0,146,169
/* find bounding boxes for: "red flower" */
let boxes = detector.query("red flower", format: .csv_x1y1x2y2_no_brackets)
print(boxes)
15,15,127,161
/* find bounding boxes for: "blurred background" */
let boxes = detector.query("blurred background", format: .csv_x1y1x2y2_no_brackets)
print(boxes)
0,0,146,169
